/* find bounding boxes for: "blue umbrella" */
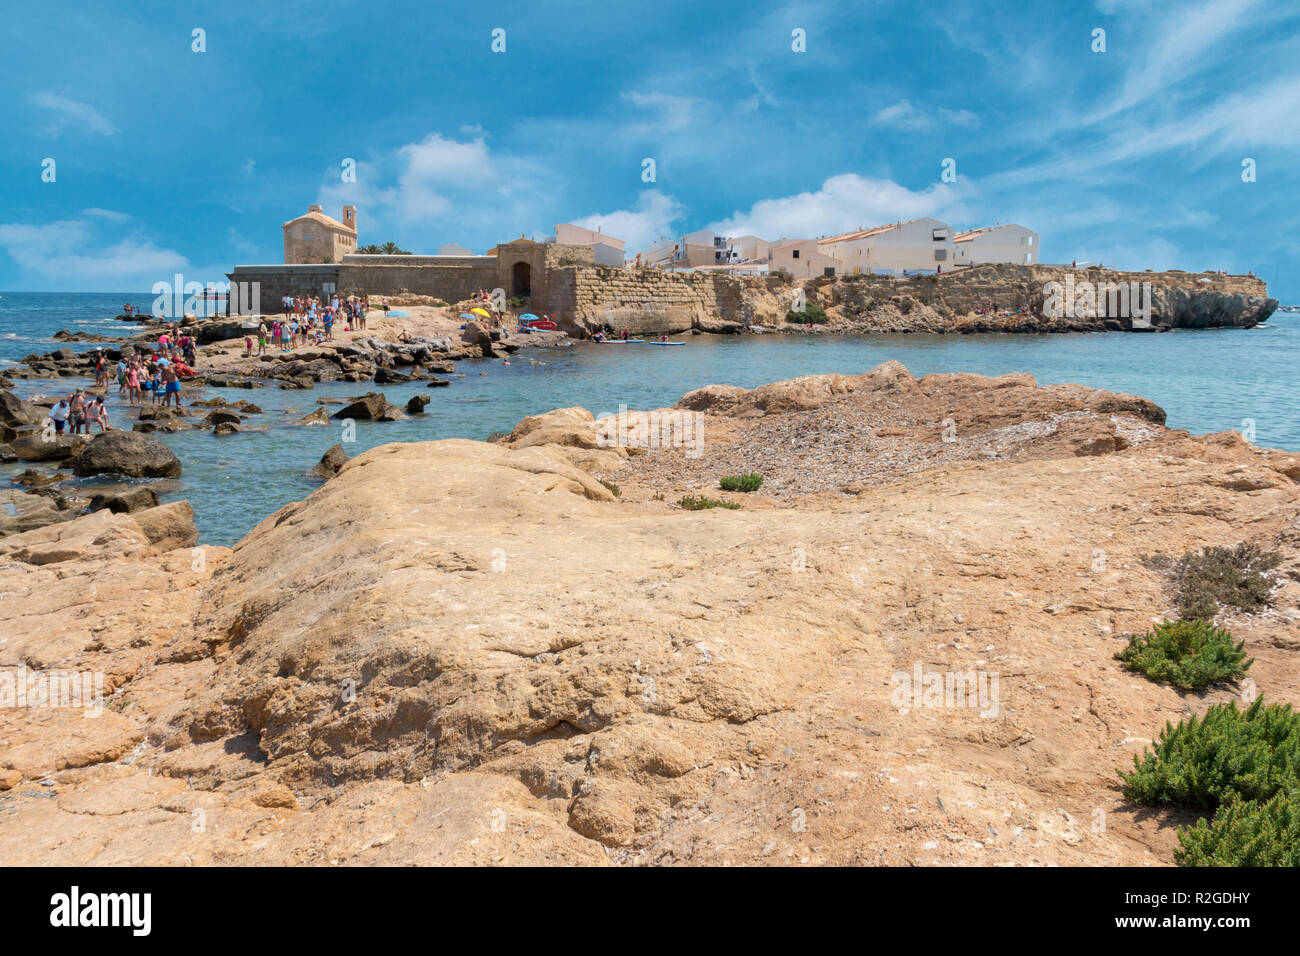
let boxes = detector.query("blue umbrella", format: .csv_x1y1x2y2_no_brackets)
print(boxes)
520,313,540,321
459,313,476,320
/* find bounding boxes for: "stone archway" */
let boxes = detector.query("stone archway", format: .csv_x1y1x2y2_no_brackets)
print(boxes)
512,261,532,298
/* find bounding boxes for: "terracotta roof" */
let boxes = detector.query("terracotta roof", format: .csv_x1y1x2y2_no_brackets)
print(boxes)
771,239,815,251
283,210,356,234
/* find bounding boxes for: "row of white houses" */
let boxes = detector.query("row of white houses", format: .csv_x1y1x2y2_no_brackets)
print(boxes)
431,219,1039,279
633,219,1039,278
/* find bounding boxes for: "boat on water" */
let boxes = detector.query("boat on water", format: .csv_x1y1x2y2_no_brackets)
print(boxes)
646,341,685,346
599,338,646,344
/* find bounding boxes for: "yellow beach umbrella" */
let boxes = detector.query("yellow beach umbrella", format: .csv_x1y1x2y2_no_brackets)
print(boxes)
470,307,490,318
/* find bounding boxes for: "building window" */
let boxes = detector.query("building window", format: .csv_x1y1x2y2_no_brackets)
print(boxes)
1022,236,1033,246
823,267,836,277
792,249,800,259
1023,253,1033,264
934,249,948,261
932,229,948,241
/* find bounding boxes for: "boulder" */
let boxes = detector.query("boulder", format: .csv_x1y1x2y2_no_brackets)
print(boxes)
130,501,199,551
205,410,242,426
0,391,45,428
426,378,451,388
88,485,161,514
8,432,89,462
67,431,182,478
332,392,404,422
296,408,331,426
406,394,430,414
213,422,241,436
309,443,350,480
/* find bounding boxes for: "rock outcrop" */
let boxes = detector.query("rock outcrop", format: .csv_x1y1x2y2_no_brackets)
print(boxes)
3,364,1299,867
67,430,183,478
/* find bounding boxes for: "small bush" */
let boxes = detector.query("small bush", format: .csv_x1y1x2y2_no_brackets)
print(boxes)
786,302,830,325
1142,542,1280,619
598,478,620,497
1117,619,1252,690
719,472,763,493
1175,793,1300,866
1121,699,1300,811
677,495,740,511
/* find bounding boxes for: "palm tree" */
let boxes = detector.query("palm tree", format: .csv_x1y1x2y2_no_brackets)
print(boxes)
357,241,412,255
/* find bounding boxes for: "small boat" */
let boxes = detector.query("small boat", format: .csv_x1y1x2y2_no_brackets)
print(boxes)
646,341,685,346
600,339,646,344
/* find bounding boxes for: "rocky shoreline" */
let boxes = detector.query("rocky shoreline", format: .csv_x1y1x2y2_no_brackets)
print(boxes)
2,363,1298,865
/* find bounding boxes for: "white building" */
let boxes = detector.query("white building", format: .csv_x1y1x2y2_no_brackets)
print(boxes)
769,239,843,279
554,223,626,266
952,224,1039,267
817,217,953,274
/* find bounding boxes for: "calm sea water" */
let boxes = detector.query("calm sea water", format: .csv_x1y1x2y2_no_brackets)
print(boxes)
2,291,1297,546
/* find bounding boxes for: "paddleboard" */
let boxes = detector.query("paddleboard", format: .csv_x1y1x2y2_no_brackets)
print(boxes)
646,341,685,346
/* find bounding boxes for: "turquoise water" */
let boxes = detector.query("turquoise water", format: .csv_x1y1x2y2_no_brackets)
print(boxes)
2,292,1297,546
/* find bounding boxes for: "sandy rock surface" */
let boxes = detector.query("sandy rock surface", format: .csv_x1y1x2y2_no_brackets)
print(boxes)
3,363,1298,866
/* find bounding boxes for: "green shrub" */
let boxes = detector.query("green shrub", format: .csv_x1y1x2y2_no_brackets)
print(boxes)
598,478,620,497
1175,793,1300,866
786,302,830,325
719,472,763,493
1117,619,1252,690
1121,699,1300,811
677,495,740,511
1142,543,1280,619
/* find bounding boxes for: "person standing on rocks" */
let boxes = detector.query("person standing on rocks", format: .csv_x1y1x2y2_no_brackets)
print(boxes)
159,362,181,408
68,390,87,434
49,398,70,435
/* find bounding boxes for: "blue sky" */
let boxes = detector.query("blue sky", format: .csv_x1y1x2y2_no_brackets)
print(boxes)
3,0,1299,300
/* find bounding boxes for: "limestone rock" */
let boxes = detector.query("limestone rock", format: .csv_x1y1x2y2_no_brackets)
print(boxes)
68,431,182,478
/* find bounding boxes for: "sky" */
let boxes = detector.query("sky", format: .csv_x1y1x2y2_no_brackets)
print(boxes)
3,0,1299,301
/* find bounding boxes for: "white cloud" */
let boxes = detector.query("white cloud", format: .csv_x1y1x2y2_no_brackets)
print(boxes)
30,91,117,136
82,208,130,223
570,191,684,254
872,100,979,131
318,132,557,249
0,215,191,288
710,173,972,241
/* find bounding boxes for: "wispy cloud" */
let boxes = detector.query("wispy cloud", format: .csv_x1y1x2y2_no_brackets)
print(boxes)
0,216,189,287
30,91,116,136
872,100,979,131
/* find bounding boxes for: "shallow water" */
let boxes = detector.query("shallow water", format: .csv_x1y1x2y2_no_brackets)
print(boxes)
2,292,1297,545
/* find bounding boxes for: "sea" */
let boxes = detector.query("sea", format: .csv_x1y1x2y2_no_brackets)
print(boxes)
2,291,1297,546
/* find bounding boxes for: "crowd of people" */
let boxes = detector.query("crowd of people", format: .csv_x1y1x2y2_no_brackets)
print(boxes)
267,295,370,352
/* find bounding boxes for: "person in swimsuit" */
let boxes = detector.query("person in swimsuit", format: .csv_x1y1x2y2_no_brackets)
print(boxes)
126,363,141,405
160,363,181,408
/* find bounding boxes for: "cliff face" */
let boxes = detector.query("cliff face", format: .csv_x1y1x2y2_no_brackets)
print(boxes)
3,365,1299,865
546,263,1275,336
818,264,1276,333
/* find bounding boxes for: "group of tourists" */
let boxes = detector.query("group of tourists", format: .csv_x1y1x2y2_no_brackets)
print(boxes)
47,389,111,434
269,295,370,353
114,351,185,407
